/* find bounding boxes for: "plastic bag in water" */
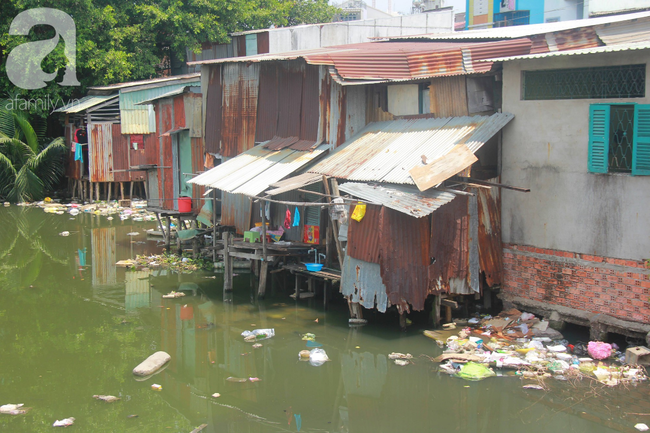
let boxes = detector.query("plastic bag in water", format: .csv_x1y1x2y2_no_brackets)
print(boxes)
455,362,496,381
309,348,330,367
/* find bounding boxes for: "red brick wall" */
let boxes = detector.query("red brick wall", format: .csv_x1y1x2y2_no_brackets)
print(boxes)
503,244,650,324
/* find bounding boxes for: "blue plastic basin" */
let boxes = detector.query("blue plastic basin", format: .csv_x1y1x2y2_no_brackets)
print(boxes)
304,263,323,272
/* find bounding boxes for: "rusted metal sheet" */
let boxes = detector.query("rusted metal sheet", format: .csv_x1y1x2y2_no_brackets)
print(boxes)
111,123,130,182
265,172,323,196
221,192,252,234
347,204,381,264
463,38,533,74
257,31,270,55
129,133,148,182
183,93,202,138
89,123,114,182
430,76,468,118
220,63,260,157
276,62,303,139
264,136,299,151
256,63,280,142
144,133,158,166
204,66,222,154
547,26,601,52
330,81,347,148
529,34,550,54
173,94,185,132
235,35,246,57
378,207,431,312
428,195,470,294
300,64,320,141
341,255,389,313
475,178,502,288
318,66,331,145
161,134,174,210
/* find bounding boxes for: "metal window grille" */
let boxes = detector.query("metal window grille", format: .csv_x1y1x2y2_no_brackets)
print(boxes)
609,105,634,172
494,10,530,27
523,64,646,100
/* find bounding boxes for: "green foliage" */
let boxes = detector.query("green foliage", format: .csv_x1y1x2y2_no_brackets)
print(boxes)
0,102,66,202
0,0,340,118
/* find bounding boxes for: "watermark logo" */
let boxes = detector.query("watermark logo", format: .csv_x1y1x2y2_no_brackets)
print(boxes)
6,8,80,90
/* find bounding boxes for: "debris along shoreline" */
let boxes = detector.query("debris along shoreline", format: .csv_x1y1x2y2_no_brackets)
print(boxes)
116,253,211,273
425,309,648,387
16,198,157,222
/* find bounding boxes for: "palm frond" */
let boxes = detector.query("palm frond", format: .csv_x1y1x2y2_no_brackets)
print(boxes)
0,152,17,198
9,164,44,202
13,112,39,153
0,100,16,138
28,137,66,191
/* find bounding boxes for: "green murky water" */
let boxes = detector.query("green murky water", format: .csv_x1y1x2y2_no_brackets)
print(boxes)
1,206,648,433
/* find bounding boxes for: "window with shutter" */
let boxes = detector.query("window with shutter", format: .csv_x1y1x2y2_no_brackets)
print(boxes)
633,104,650,176
588,103,650,176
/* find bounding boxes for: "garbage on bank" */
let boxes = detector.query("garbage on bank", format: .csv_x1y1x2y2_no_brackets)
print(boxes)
26,199,157,222
425,309,648,386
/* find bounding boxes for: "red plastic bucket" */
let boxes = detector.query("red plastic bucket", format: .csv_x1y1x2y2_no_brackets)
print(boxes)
177,197,192,213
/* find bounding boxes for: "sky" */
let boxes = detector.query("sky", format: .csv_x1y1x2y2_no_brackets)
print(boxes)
333,0,467,16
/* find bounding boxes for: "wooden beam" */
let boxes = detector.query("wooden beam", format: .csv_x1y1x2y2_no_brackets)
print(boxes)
258,260,268,298
452,176,530,193
324,177,345,269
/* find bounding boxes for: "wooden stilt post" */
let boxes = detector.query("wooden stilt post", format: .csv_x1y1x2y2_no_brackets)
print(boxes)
433,294,441,327
120,182,125,200
89,181,93,202
165,216,171,250
107,182,112,202
129,181,133,199
445,305,452,323
258,261,268,298
96,183,100,202
294,274,300,300
191,220,198,259
223,232,232,292
177,217,183,255
212,193,218,264
322,176,345,269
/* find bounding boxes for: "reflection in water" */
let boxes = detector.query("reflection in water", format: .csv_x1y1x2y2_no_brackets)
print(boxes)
1,207,650,433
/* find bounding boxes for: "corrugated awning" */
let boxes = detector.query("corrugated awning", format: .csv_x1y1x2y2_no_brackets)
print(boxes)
53,95,118,114
266,173,324,196
482,40,650,62
188,142,329,197
308,112,513,187
338,182,456,218
160,127,189,137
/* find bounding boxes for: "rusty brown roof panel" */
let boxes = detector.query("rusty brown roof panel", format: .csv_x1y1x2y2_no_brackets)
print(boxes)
263,136,299,150
290,140,318,151
89,123,114,182
547,26,602,52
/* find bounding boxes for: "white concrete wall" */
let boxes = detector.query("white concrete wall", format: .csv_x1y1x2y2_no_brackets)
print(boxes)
587,0,650,15
500,51,650,261
387,84,420,115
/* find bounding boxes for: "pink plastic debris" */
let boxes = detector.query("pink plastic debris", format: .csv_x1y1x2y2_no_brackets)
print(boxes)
587,341,612,360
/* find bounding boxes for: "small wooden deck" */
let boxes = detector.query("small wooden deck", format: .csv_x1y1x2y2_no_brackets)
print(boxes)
283,263,341,307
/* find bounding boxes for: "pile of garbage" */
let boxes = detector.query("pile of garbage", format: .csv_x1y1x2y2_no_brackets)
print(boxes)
19,199,157,222
426,309,648,386
123,254,210,272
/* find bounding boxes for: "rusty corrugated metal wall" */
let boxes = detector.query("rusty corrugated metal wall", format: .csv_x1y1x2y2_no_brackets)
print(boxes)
318,66,331,145
64,121,81,179
428,196,470,293
204,66,222,154
429,76,469,118
276,62,303,138
378,207,431,313
128,133,147,182
111,123,130,182
346,204,381,264
221,192,251,234
476,179,502,288
89,123,114,182
191,136,205,214
330,81,347,148
221,63,260,157
256,63,280,142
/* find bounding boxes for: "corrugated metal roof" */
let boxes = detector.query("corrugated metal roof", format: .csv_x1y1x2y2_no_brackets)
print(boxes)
134,87,190,105
482,40,650,62
339,182,456,218
265,173,323,196
308,113,513,185
54,95,118,113
88,73,200,91
382,11,650,41
188,40,532,82
188,143,328,197
596,17,650,45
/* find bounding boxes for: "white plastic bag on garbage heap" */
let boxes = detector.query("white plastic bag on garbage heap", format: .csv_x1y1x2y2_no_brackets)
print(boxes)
242,329,275,342
309,348,330,367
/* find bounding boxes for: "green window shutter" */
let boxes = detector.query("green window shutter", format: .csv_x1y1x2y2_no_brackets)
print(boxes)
588,104,610,173
632,104,650,176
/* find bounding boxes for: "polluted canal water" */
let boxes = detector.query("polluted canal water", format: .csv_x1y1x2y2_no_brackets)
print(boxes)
1,206,649,432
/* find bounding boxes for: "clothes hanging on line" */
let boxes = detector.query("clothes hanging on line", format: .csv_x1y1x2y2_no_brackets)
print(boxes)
292,207,300,227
